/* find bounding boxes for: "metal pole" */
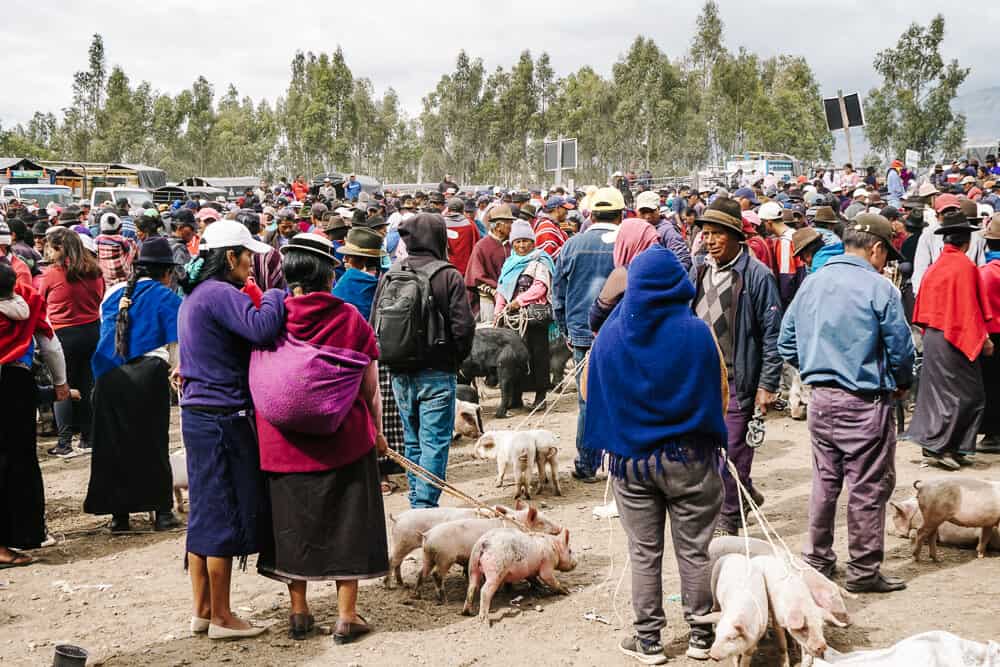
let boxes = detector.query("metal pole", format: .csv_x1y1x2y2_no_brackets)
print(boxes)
554,135,562,189
838,90,855,166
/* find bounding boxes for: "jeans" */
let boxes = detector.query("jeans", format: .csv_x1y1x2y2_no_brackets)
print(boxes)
571,346,592,476
392,370,457,509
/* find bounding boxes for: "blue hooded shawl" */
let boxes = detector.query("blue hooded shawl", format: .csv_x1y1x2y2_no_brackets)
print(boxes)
332,268,379,320
582,245,727,477
92,279,181,380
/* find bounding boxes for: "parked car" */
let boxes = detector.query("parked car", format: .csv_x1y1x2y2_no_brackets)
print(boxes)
89,187,152,209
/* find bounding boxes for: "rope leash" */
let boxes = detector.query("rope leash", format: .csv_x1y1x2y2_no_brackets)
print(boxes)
512,348,590,432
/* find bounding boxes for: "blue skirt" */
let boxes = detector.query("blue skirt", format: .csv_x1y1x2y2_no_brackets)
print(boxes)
182,407,266,558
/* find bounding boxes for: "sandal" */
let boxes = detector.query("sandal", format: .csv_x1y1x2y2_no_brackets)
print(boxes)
0,550,34,569
288,612,315,641
333,614,371,645
380,480,399,496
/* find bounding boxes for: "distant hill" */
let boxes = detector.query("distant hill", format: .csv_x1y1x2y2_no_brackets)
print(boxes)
830,86,1000,165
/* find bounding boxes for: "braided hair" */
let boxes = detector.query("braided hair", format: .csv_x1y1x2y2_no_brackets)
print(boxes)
114,263,172,359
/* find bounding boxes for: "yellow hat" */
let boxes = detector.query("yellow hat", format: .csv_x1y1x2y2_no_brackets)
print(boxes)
591,186,625,212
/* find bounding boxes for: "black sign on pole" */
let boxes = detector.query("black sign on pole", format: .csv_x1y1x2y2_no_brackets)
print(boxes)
560,139,577,170
544,143,559,172
823,93,865,131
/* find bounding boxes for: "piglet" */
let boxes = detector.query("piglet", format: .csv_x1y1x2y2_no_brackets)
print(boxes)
913,478,1000,561
533,444,562,496
386,501,561,588
462,528,576,623
692,554,769,666
416,508,539,601
754,555,829,666
454,399,484,440
169,449,188,513
889,497,1000,550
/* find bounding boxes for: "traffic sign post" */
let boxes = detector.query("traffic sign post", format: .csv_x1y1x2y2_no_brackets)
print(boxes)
544,137,577,187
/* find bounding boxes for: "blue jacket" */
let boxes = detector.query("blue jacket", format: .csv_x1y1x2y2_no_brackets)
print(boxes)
778,254,914,392
553,223,617,348
656,218,692,271
886,169,904,205
345,180,362,201
690,250,783,412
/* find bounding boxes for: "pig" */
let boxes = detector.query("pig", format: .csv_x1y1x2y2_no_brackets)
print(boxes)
462,528,577,623
475,430,558,499
912,478,1000,561
753,555,829,665
548,332,573,389
533,443,562,497
889,497,1000,550
169,449,188,513
416,508,541,601
385,500,561,588
453,399,484,440
459,327,530,418
456,384,479,404
692,554,769,666
814,630,1000,667
710,536,851,628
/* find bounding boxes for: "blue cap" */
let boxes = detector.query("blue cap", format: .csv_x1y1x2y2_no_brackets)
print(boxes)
544,195,565,211
733,187,759,205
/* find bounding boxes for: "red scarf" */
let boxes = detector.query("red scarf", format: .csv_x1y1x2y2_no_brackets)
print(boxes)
0,282,55,365
913,245,993,361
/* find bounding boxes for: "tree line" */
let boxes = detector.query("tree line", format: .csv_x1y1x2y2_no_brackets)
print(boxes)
0,3,966,185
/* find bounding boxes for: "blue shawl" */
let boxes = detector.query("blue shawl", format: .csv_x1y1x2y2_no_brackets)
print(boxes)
497,249,556,300
92,279,181,380
582,245,727,477
332,268,379,320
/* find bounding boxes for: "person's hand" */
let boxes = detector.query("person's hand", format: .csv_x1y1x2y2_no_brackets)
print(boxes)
54,383,70,402
984,338,995,357
170,368,183,393
755,388,778,415
508,300,521,311
70,388,82,400
375,433,389,455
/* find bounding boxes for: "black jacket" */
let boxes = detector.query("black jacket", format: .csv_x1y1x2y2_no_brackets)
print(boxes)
379,213,475,373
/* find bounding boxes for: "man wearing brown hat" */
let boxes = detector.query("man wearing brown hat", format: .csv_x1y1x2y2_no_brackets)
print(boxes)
690,197,783,536
331,227,385,320
465,204,513,321
779,212,914,593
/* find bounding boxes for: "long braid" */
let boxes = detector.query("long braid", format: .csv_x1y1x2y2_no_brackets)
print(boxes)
115,268,145,359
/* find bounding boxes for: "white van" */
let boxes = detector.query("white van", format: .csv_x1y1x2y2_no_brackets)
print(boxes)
90,187,152,210
0,184,73,208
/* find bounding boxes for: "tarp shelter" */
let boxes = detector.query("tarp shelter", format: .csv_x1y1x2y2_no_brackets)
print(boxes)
154,184,227,205
54,167,85,198
110,163,167,190
176,177,258,200
0,157,50,185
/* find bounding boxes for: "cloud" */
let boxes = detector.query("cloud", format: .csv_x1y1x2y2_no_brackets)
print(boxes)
1,0,996,129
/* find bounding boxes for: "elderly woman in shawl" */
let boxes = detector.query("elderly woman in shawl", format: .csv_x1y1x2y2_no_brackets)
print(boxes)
250,233,389,644
84,238,183,533
494,220,556,410
588,217,660,332
581,245,728,663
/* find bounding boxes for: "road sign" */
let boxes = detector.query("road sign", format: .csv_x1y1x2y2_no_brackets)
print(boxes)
905,149,919,169
544,138,577,172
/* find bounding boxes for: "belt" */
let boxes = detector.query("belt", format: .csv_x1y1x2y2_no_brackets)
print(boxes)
811,382,889,403
185,405,254,417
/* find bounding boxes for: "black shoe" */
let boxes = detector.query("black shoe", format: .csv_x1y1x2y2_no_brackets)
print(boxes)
686,633,714,661
571,469,599,484
953,452,975,467
619,636,667,665
154,511,181,531
78,438,91,450
109,515,131,533
922,450,960,471
47,445,74,458
845,572,906,594
978,435,1000,454
815,562,837,579
713,526,736,538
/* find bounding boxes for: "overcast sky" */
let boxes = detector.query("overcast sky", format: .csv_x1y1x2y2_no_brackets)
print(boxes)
2,0,997,129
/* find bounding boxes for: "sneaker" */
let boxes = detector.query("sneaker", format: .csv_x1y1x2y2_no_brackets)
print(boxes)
619,636,667,665
686,633,714,660
922,450,960,471
47,445,74,458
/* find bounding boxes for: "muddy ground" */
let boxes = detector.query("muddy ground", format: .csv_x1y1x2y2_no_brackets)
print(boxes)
2,386,999,666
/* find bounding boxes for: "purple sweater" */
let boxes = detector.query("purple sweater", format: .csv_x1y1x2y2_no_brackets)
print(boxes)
178,278,285,409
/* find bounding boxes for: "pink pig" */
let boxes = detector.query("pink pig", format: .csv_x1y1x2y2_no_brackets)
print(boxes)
462,528,576,622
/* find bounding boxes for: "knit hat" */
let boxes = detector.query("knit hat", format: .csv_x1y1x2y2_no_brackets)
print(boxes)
509,220,535,242
100,212,122,233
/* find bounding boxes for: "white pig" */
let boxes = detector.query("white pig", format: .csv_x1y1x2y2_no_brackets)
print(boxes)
693,553,769,666
462,527,576,623
475,429,558,499
913,478,1000,561
533,443,562,496
169,449,188,513
454,400,484,440
754,555,829,665
385,500,561,588
889,497,1000,550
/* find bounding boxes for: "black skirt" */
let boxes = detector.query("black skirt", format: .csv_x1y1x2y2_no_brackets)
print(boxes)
84,357,173,516
0,365,45,549
982,333,1000,436
258,449,389,582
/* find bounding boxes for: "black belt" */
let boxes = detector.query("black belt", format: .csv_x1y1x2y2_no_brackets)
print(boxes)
185,405,253,416
811,381,889,402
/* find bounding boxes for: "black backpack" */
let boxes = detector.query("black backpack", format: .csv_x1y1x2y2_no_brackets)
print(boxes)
372,259,452,371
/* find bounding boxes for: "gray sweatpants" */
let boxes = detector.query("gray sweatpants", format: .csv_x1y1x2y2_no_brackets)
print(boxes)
803,386,896,584
612,449,722,643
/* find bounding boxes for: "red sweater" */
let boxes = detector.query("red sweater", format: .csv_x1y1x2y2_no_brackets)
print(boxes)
981,259,1000,335
38,265,105,329
447,220,480,276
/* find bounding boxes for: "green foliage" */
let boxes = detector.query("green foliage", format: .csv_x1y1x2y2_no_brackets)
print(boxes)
865,14,969,163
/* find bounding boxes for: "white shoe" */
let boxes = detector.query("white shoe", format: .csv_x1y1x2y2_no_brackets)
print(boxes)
190,617,210,634
208,622,266,640
593,500,619,519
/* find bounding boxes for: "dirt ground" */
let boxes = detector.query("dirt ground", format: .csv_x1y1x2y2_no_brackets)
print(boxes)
2,386,999,667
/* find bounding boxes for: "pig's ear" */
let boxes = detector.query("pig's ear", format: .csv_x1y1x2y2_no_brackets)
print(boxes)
732,621,745,637
515,499,527,510
786,608,805,630
527,506,538,523
494,505,510,516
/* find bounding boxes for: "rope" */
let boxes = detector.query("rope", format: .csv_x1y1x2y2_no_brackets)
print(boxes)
512,348,589,432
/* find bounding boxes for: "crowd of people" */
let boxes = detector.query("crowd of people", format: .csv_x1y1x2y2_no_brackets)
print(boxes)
0,158,997,662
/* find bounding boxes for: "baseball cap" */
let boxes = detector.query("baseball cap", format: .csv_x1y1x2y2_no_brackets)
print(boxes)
543,195,566,212
77,232,97,254
310,202,328,218
934,193,961,213
850,213,903,261
196,207,220,223
758,201,783,221
201,219,273,254
852,188,869,199
961,175,976,185
635,190,660,211
447,197,464,212
590,187,626,212
733,187,759,205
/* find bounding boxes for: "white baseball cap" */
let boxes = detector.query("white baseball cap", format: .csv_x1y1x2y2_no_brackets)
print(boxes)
77,231,97,254
852,188,869,199
758,201,784,221
635,190,661,211
200,219,272,254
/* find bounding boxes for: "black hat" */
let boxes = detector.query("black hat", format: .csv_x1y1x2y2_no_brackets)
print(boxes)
363,215,388,230
428,192,446,205
517,203,538,221
173,208,196,229
904,209,928,230
136,237,180,265
696,197,744,238
933,209,980,235
880,206,900,220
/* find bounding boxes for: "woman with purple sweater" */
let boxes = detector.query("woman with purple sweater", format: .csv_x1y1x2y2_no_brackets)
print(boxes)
176,220,286,641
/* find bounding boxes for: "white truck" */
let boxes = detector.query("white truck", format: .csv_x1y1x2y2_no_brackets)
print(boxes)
0,183,73,208
89,187,152,210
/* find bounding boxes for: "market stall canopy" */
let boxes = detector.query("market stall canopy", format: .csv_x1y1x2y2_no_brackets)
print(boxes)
110,163,167,189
